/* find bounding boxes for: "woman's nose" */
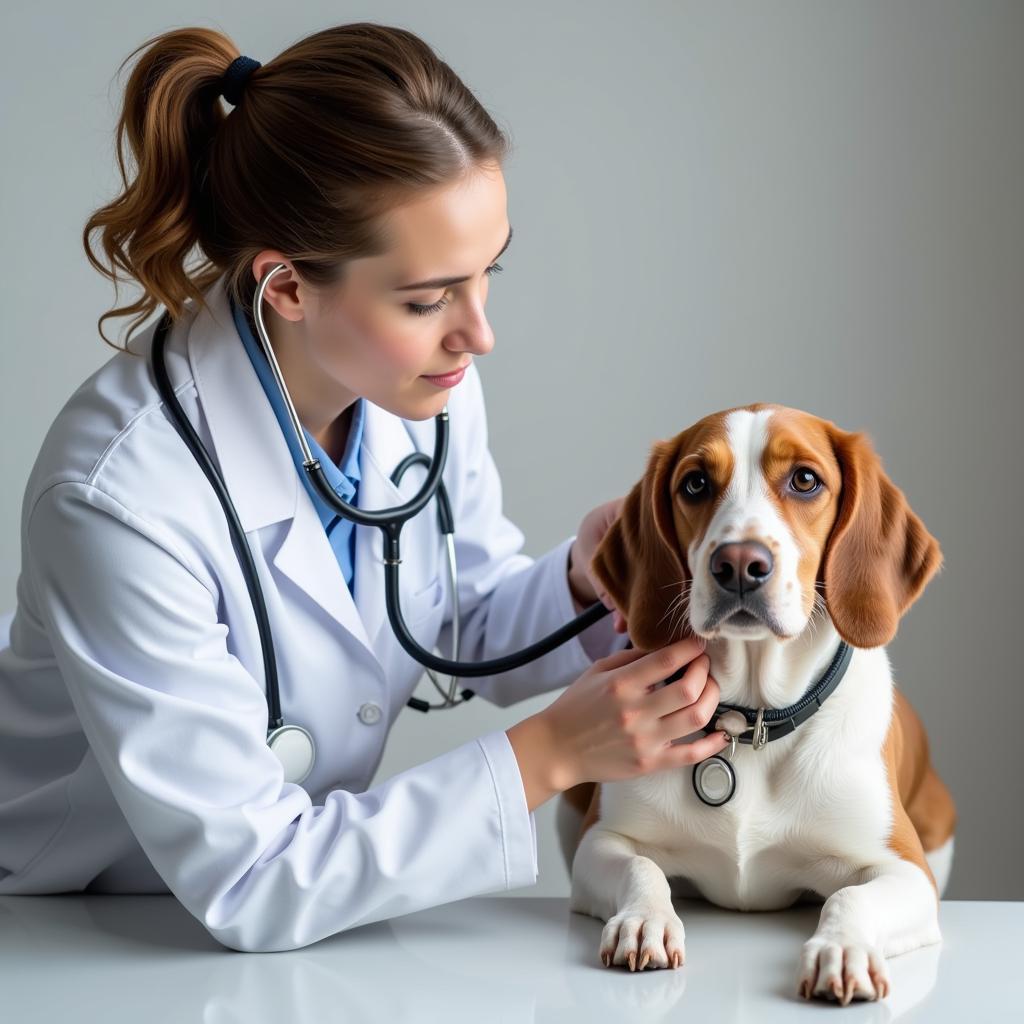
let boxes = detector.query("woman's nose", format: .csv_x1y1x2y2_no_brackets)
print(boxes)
448,305,495,356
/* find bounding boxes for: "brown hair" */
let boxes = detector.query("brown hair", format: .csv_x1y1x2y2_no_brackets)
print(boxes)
82,23,512,353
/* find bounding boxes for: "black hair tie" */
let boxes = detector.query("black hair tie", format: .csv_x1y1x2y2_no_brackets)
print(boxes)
220,55,261,106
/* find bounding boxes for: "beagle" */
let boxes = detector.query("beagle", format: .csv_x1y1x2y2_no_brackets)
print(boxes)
557,403,955,1005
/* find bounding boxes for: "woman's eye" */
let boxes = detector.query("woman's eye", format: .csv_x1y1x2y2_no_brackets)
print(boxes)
681,470,708,498
790,467,821,494
406,262,504,316
406,297,447,316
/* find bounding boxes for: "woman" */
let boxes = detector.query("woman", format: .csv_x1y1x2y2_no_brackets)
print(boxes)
0,23,727,952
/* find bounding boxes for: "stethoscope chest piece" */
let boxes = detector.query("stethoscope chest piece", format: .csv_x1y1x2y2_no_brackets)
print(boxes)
692,736,737,807
267,724,316,786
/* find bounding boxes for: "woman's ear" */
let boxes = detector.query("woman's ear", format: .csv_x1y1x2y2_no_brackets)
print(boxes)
589,436,692,651
821,424,943,648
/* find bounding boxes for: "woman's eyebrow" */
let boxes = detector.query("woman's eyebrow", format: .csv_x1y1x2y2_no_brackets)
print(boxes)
394,225,513,291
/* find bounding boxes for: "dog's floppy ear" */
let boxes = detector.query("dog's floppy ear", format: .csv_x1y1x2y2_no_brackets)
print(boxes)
821,423,943,648
589,435,692,651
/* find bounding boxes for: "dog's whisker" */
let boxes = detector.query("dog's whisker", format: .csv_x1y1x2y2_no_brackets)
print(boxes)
654,576,693,639
655,577,690,630
805,592,831,640
670,591,692,640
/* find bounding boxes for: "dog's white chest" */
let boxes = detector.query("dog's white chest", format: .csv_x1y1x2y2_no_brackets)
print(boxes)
597,734,888,910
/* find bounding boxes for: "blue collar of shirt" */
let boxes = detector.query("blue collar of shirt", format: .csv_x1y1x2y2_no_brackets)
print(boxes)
229,296,366,530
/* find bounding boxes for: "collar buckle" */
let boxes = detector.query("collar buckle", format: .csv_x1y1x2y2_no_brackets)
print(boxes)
751,707,768,750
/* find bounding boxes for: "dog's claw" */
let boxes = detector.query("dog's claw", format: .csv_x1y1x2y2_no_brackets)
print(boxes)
800,937,889,1004
599,907,686,972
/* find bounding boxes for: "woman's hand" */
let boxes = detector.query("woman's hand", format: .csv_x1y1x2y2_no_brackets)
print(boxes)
568,497,628,632
507,637,729,805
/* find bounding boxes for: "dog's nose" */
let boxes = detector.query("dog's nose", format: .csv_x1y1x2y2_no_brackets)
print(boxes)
710,541,774,594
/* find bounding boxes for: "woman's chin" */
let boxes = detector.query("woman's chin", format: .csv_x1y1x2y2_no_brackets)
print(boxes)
382,389,448,422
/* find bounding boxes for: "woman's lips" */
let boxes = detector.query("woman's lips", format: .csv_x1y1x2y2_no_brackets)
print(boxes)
420,365,468,388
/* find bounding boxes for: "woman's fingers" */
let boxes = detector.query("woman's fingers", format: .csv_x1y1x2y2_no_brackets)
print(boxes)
618,637,707,695
644,653,711,718
654,672,722,743
663,727,731,766
597,637,707,695
594,645,649,671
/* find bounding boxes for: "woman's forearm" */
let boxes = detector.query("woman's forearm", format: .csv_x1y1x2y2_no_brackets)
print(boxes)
503,543,592,812
505,712,576,812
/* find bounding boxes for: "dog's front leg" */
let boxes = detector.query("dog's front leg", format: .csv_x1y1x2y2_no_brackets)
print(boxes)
570,825,684,971
799,860,941,1005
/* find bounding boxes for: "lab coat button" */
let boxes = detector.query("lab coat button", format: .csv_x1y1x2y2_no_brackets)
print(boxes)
358,701,383,725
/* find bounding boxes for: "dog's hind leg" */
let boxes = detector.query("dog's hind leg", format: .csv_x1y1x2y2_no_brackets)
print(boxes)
891,689,957,896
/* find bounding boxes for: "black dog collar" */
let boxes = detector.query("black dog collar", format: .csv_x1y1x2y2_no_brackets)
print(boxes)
655,638,854,747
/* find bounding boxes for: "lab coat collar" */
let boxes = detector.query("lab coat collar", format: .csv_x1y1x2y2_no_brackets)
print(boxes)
185,275,423,664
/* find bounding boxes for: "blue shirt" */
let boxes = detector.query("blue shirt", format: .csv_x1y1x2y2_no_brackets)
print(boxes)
230,296,366,588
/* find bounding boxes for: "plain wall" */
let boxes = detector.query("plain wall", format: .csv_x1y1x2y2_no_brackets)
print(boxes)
1,0,1021,900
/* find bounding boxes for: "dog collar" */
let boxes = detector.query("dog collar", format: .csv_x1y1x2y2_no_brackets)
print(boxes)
686,638,854,748
652,637,853,809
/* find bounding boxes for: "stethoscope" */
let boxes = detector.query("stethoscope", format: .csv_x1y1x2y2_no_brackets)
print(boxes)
151,264,610,785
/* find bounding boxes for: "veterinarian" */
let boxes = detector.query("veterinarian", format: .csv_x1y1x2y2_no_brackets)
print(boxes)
0,23,728,951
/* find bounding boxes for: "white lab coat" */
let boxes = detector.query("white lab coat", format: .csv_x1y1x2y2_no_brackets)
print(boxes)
0,274,626,951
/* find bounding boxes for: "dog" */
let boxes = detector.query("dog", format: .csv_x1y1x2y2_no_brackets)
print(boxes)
557,402,955,1005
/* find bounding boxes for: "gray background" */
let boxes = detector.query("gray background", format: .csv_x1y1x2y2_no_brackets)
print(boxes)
1,1,1021,900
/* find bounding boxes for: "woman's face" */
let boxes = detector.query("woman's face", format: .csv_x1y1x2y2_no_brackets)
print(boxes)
250,160,511,441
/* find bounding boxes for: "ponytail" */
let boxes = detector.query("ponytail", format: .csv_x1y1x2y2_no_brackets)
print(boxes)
82,23,512,353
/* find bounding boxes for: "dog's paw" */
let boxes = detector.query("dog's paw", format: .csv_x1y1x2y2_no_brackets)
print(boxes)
798,936,890,1005
599,905,685,970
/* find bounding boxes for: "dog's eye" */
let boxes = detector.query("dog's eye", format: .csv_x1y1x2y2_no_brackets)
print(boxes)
681,470,708,498
790,468,821,494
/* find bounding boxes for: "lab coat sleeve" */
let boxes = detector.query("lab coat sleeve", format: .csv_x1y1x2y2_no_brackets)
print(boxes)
434,363,630,707
26,481,543,952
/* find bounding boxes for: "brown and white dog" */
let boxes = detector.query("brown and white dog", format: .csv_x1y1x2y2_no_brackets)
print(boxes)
558,402,955,1005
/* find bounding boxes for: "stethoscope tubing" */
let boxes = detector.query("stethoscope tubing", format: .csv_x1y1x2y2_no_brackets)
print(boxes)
150,316,286,728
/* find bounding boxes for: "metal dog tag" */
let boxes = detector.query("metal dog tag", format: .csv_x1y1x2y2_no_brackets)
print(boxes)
692,734,737,807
